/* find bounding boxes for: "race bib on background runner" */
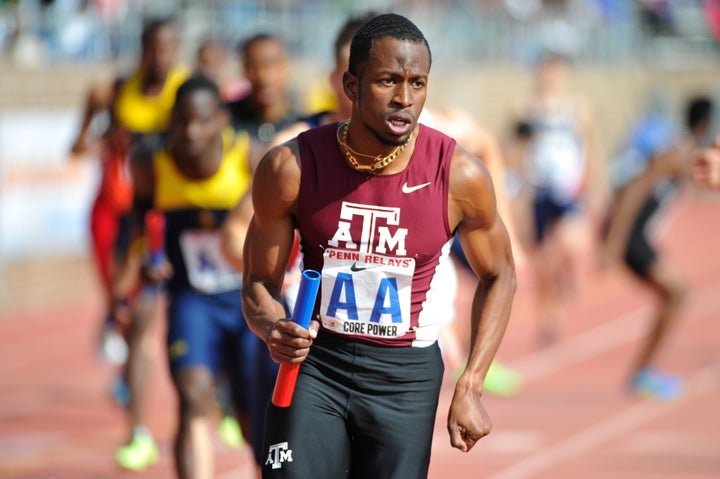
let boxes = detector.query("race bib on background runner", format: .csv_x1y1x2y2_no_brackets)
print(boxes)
179,230,243,294
320,248,414,338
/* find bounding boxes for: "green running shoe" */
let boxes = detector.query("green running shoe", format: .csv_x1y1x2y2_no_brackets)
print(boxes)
454,360,523,396
218,415,245,450
482,361,523,397
115,429,159,471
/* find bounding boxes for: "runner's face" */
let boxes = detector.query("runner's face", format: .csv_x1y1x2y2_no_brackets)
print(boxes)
243,38,289,108
172,90,224,161
536,56,567,94
345,37,429,147
142,25,180,81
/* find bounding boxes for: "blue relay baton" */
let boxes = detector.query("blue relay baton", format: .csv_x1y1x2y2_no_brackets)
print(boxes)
271,269,321,407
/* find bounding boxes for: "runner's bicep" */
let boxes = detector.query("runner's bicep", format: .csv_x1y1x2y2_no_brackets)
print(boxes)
243,214,296,293
251,144,299,227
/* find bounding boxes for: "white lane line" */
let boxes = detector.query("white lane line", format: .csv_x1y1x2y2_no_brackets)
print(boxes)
485,364,720,479
509,282,719,381
620,430,720,457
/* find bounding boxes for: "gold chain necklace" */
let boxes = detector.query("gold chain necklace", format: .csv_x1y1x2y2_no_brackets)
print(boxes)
337,120,413,173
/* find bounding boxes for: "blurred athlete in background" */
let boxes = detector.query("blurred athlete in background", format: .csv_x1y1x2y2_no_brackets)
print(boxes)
510,51,604,345
603,95,715,400
115,75,263,477
68,17,189,471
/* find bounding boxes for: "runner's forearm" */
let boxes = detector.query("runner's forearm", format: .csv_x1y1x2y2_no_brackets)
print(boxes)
459,266,516,395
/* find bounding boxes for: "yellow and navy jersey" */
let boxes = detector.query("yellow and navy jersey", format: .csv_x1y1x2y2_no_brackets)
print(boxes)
154,128,251,293
113,65,190,137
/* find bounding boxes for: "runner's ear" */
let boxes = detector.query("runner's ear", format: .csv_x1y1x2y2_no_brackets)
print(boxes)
342,71,357,102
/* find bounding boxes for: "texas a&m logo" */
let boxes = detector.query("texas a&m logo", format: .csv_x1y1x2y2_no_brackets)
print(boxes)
321,202,414,338
265,441,293,469
327,202,407,255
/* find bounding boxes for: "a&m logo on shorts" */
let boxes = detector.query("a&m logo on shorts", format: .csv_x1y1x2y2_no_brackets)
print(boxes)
266,442,293,469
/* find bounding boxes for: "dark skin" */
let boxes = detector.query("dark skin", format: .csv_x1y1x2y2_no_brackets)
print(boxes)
691,137,720,191
238,36,293,172
129,88,228,277
128,88,228,326
117,88,245,478
73,24,182,459
141,25,181,90
242,37,516,452
69,23,181,156
602,116,713,386
603,109,714,267
343,39,427,149
242,37,291,123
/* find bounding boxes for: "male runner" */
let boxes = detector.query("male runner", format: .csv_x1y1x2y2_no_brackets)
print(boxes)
120,74,260,477
227,33,300,170
242,14,516,478
68,17,189,470
224,11,522,396
603,95,715,400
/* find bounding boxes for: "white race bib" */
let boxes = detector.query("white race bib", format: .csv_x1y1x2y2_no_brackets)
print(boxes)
320,248,415,338
179,230,243,294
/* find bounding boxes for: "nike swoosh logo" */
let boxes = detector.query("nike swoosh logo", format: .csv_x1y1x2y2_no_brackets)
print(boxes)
402,181,431,194
350,262,373,272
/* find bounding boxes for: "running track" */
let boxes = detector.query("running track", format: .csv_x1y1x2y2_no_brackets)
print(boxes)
1,192,719,478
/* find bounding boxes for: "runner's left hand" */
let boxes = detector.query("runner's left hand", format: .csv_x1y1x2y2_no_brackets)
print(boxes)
447,385,492,452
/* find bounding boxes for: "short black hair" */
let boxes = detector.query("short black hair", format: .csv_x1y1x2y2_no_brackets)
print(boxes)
348,13,431,76
334,11,379,65
239,32,283,57
174,75,223,110
685,95,714,132
536,49,571,63
141,17,176,50
514,120,534,139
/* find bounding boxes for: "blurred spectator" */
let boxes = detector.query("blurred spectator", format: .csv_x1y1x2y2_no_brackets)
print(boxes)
701,0,720,45
53,0,100,60
0,1,19,57
504,0,603,60
93,0,130,58
638,0,676,36
592,0,633,23
2,1,719,65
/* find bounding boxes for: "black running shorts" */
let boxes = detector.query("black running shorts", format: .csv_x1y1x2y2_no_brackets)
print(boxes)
261,330,444,479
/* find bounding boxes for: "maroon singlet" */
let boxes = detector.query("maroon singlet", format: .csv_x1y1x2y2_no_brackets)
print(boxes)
296,122,456,347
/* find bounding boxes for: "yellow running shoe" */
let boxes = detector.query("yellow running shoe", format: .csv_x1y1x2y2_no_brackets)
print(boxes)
115,428,159,471
218,415,245,450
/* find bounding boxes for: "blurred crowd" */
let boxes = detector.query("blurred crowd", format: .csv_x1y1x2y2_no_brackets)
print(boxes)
1,0,720,67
